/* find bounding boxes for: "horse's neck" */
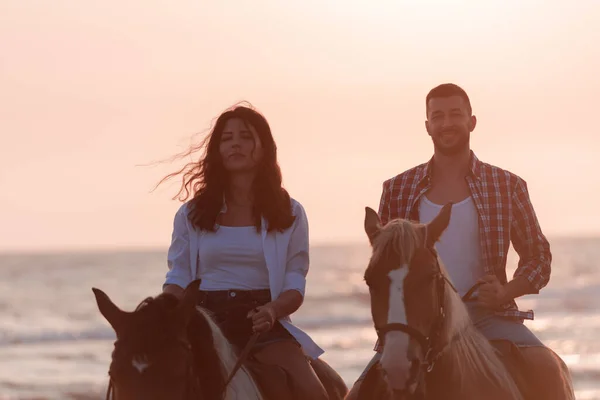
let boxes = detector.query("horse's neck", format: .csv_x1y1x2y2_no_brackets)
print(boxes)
425,358,491,400
426,349,519,400
187,314,228,399
423,295,522,400
191,309,264,400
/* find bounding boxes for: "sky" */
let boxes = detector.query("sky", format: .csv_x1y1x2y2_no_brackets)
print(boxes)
1,0,599,252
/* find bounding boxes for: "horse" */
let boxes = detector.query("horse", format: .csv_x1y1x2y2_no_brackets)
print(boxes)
353,203,575,400
92,279,348,400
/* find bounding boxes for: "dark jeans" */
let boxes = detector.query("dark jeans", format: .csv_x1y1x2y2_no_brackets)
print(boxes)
197,288,298,353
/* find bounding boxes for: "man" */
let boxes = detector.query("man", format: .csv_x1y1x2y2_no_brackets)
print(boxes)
347,83,574,399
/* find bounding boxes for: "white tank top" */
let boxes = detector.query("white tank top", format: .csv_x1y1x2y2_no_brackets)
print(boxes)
197,225,270,291
418,196,485,297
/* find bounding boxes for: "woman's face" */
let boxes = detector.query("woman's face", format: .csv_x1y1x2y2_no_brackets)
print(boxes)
219,117,263,173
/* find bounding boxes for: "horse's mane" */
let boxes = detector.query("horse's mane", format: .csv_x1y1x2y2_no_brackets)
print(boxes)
135,294,176,311
437,260,523,399
120,294,182,348
131,294,263,400
366,219,424,280
193,306,263,399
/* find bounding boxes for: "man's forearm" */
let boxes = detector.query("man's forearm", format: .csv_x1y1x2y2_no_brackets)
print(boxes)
503,276,535,302
268,289,303,319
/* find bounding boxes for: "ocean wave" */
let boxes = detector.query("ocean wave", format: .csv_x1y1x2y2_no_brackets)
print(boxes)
570,368,600,383
0,384,107,400
0,315,374,347
0,327,116,347
294,314,373,329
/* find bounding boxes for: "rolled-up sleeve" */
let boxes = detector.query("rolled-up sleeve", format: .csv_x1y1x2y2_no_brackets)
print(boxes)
164,205,192,289
282,202,310,297
511,178,552,293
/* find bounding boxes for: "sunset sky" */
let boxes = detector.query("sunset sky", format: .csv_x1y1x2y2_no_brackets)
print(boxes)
1,0,599,252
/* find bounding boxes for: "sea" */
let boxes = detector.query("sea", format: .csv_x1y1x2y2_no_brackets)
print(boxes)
1,239,599,399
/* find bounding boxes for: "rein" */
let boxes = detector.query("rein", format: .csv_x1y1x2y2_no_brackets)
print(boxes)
106,381,113,400
222,331,260,388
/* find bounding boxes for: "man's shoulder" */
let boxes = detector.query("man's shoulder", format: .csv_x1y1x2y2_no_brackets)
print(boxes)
382,162,429,189
380,155,528,191
476,159,525,186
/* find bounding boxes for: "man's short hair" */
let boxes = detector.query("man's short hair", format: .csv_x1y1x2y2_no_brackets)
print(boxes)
426,83,472,115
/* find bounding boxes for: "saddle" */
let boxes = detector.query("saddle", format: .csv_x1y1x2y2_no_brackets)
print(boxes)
489,339,533,399
243,356,346,400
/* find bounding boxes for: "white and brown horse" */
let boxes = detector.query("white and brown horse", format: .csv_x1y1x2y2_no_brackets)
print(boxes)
355,204,574,400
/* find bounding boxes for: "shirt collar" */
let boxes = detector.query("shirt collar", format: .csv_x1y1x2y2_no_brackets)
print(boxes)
422,150,481,182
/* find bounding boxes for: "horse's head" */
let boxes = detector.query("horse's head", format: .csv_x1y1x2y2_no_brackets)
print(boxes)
92,280,201,400
363,204,452,393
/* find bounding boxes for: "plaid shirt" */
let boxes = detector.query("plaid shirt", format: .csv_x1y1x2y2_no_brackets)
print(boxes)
378,151,551,321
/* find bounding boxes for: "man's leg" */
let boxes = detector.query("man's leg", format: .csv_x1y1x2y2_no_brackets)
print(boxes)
519,346,575,400
346,352,382,400
466,302,574,399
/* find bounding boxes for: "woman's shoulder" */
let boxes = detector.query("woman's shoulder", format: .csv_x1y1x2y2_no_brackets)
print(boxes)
289,197,305,215
289,197,309,226
175,202,191,217
172,202,195,229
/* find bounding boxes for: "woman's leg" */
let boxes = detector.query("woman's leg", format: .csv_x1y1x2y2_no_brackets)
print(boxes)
253,340,329,400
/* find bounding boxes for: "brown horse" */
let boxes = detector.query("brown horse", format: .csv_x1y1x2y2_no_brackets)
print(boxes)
93,280,347,400
354,204,574,400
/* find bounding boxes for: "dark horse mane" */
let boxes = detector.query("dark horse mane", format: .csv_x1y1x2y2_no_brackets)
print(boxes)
121,293,228,399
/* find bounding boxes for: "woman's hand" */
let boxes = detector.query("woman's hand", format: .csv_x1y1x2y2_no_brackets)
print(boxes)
247,290,303,333
248,304,278,333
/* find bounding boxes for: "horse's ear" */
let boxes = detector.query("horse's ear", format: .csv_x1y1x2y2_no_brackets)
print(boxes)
175,279,201,327
425,202,452,247
92,288,128,335
364,207,381,244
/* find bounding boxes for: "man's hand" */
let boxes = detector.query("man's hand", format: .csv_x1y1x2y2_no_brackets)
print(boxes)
247,304,277,333
477,274,508,310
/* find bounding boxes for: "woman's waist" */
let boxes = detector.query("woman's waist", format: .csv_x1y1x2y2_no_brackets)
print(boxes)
197,271,270,292
196,289,324,358
197,288,272,310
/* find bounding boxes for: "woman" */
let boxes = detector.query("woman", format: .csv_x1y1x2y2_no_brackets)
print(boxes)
161,104,329,399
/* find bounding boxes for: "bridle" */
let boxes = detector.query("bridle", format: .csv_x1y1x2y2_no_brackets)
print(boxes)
369,245,462,398
369,239,485,399
104,337,200,400
103,307,259,400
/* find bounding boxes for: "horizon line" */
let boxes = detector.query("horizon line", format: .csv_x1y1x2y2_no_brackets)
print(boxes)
1,233,600,256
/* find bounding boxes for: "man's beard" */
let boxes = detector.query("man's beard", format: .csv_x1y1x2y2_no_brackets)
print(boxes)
432,131,470,156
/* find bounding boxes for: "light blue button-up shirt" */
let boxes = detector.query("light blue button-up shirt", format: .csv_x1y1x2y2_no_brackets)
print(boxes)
164,198,324,359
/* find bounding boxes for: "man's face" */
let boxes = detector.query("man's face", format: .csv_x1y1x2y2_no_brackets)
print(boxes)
425,96,476,156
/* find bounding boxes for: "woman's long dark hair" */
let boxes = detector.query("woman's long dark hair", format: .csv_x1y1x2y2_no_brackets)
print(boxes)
158,103,295,232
